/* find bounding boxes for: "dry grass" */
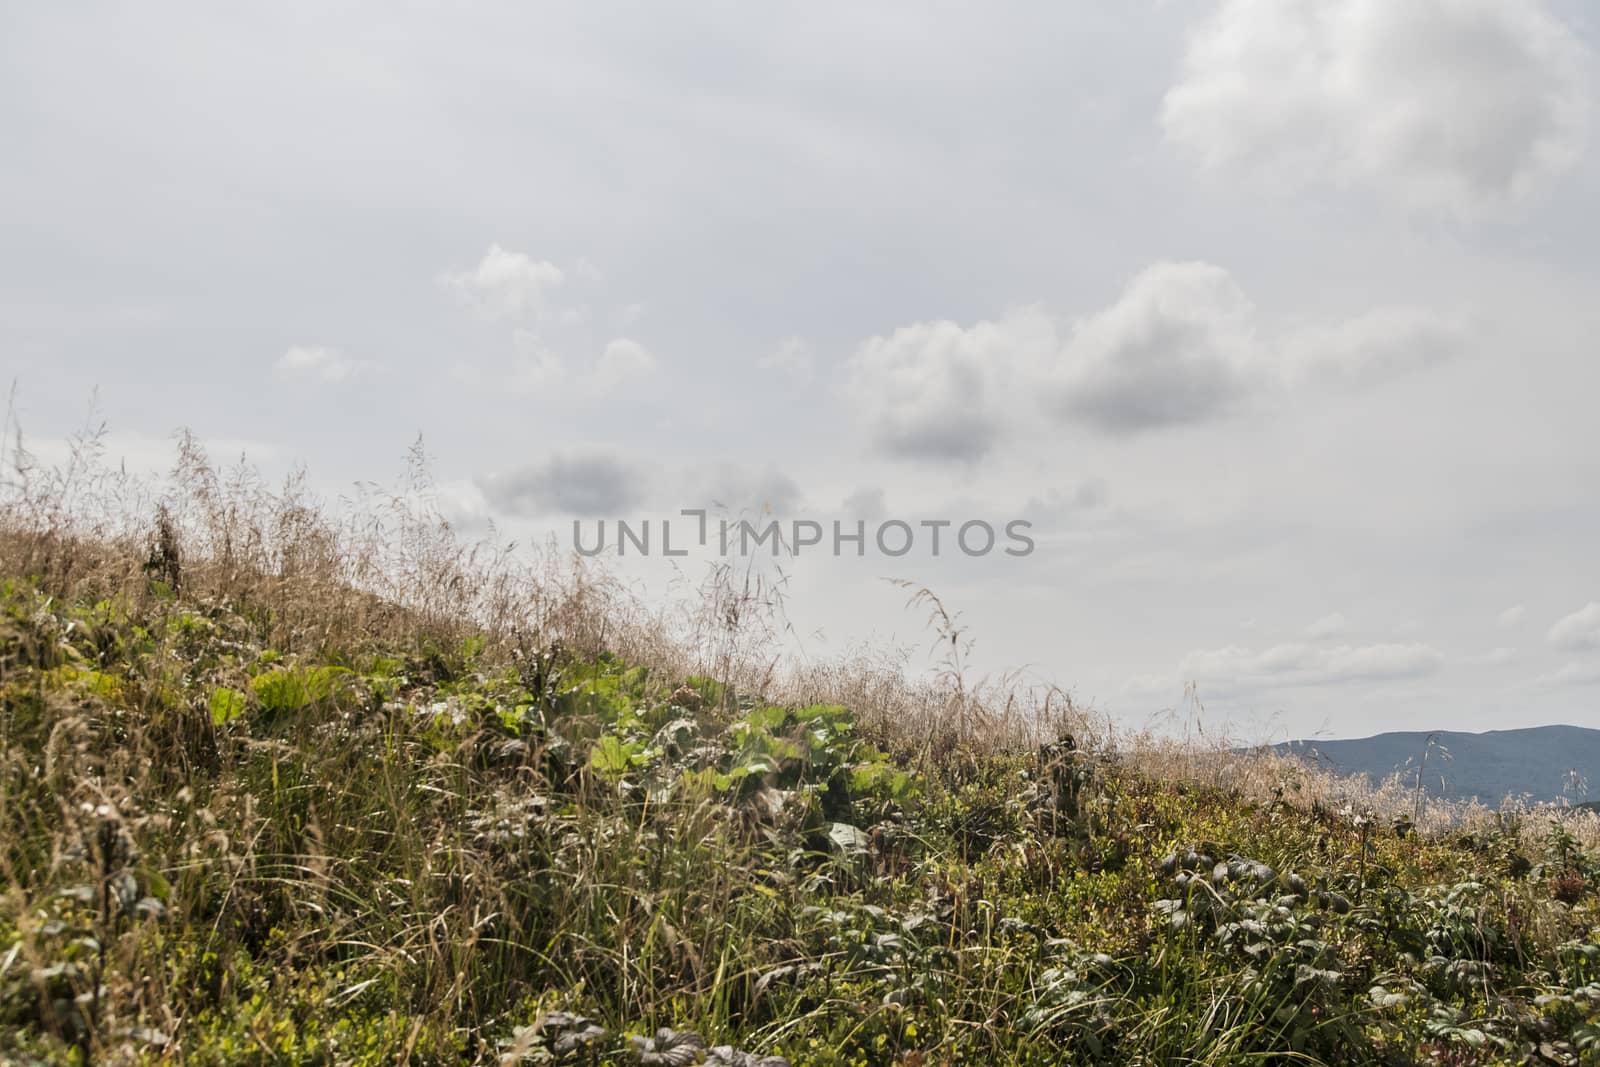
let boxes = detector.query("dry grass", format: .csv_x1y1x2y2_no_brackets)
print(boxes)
8,422,1600,1065
1,418,1578,830
0,419,1096,761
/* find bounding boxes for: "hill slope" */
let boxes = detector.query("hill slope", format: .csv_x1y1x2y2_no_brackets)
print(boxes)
1270,724,1600,805
7,530,1600,1064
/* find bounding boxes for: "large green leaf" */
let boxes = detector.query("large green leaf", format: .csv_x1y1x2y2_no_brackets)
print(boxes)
250,665,355,712
209,686,248,725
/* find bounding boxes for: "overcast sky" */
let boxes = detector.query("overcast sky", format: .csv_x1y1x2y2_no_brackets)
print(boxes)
5,1,1599,740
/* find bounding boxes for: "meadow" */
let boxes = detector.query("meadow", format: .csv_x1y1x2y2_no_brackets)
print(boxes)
4,428,1600,1065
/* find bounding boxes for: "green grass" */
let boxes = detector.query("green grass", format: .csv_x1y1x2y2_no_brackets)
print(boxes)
3,572,1600,1067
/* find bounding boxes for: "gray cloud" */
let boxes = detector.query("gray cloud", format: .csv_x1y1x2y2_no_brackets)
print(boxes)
1163,0,1591,217
1048,261,1259,434
851,261,1470,449
878,408,1001,463
847,312,1059,462
841,487,887,520
477,451,651,517
478,453,803,519
691,464,803,515
1023,478,1109,521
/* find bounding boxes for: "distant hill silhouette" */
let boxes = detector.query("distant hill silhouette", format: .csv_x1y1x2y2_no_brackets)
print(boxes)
1265,724,1600,806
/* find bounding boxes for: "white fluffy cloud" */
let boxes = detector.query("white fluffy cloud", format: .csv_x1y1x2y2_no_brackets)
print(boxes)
443,246,657,395
1162,0,1591,217
589,337,657,392
848,261,1468,456
1047,261,1262,433
442,243,564,322
1181,640,1445,690
1549,602,1600,650
274,345,372,384
499,334,656,395
847,307,1059,461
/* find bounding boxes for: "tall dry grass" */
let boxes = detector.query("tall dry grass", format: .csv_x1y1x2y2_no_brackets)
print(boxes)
5,415,1585,835
0,418,1094,757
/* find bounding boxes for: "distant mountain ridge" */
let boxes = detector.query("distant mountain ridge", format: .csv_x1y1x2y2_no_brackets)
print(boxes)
1265,724,1600,806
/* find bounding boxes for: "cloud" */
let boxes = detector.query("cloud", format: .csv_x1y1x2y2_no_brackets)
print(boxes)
1306,612,1348,639
1024,478,1109,521
1181,640,1444,690
1047,261,1261,434
690,464,803,515
441,243,565,322
1286,307,1470,389
274,345,373,384
1162,0,1591,217
1536,660,1600,688
588,337,656,392
395,478,494,533
475,453,802,520
441,246,656,395
1119,673,1185,705
432,480,494,530
477,450,651,517
841,487,887,520
1498,604,1526,627
759,337,814,382
848,260,1468,455
499,332,654,395
847,308,1059,461
1049,268,1471,433
1548,602,1600,651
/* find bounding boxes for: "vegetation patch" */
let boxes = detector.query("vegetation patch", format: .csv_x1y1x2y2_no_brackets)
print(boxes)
4,444,1600,1064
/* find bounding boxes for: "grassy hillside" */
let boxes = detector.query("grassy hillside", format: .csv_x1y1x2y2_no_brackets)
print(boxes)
6,451,1600,1065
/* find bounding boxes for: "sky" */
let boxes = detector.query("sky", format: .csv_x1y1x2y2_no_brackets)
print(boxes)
3,1,1599,740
